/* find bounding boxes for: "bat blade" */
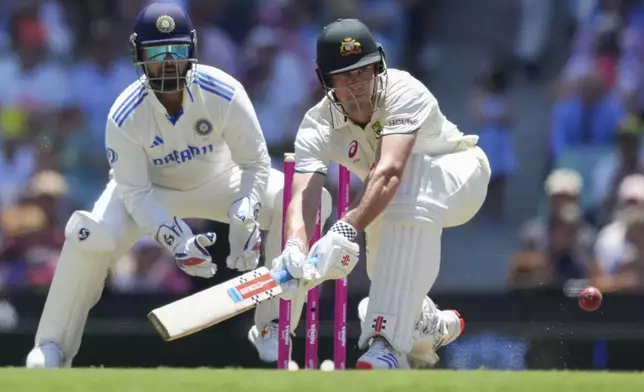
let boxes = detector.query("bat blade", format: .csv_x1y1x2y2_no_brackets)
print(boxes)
148,266,284,341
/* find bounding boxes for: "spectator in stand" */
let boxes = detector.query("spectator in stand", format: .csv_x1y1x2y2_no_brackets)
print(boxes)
601,209,644,292
0,9,72,110
0,203,62,293
0,107,36,210
592,114,644,216
509,169,601,289
550,66,624,162
594,174,644,288
241,25,312,163
470,57,516,219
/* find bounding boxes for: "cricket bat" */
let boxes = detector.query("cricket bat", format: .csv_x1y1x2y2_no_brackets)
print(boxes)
148,261,311,341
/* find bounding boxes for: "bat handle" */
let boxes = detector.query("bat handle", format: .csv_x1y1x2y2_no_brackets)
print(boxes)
272,257,317,284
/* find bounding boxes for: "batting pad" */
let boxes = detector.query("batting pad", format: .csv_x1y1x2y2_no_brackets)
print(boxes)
358,154,444,354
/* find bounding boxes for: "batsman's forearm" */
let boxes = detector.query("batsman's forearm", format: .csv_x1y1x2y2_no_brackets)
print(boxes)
285,191,319,250
342,168,401,231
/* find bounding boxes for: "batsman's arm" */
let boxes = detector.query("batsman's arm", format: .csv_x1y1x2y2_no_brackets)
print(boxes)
342,78,434,231
285,172,325,249
342,132,417,231
290,112,331,249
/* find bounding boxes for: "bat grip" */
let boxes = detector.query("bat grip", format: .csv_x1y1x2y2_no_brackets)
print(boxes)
272,257,317,284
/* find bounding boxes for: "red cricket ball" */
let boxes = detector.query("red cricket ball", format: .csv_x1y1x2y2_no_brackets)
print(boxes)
578,286,602,312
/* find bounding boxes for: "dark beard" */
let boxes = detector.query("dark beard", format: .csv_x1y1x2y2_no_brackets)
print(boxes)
149,76,185,92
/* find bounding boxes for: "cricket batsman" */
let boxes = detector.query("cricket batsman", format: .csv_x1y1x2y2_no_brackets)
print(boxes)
25,2,330,368
273,19,491,369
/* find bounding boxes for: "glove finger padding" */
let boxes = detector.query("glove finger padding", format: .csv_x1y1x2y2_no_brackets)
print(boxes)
227,196,262,271
180,263,217,278
226,220,260,269
175,232,218,278
270,243,308,300
306,231,359,283
271,240,307,279
196,232,216,248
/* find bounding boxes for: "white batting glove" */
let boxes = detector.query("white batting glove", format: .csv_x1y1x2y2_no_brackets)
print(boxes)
271,238,309,277
227,196,262,271
305,221,360,283
156,217,218,278
270,239,307,300
275,221,361,299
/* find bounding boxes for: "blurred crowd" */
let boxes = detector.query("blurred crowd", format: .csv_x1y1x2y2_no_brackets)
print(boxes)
507,0,644,296
2,0,644,299
0,0,436,293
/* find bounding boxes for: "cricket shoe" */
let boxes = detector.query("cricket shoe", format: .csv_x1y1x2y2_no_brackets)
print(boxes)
357,296,464,369
248,322,281,363
26,342,64,368
355,337,410,370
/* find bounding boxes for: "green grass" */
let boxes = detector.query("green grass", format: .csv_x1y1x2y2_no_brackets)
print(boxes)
0,368,642,392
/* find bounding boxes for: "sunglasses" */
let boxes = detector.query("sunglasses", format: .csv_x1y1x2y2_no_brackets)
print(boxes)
143,44,190,61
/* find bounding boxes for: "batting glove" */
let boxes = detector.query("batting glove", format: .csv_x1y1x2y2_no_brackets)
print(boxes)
304,221,359,283
268,238,310,301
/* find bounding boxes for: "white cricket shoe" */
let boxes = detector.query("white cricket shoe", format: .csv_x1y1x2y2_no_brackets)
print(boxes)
26,342,64,368
357,296,464,369
355,337,409,370
248,322,280,363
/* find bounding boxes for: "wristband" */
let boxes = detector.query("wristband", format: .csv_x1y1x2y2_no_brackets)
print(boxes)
330,220,357,241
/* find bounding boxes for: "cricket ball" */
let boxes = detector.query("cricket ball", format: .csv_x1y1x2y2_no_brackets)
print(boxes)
578,286,602,312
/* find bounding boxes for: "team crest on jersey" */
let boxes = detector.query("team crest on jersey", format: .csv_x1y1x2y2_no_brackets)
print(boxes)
195,119,213,136
371,121,382,139
156,15,176,33
340,38,361,56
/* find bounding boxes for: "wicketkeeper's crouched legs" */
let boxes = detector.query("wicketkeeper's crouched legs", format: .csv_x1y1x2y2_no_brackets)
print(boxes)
27,211,137,367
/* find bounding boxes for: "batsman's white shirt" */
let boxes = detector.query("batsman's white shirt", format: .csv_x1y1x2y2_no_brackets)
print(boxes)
294,69,490,355
105,64,270,237
294,68,490,268
294,69,479,180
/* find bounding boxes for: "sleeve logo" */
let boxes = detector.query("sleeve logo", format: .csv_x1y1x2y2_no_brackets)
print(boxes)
106,148,118,165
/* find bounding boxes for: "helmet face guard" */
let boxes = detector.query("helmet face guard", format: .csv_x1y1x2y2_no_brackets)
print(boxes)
317,53,388,120
130,31,198,93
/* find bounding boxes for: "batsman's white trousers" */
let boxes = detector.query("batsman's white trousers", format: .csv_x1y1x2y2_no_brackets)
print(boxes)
32,166,331,365
364,146,491,265
360,146,491,353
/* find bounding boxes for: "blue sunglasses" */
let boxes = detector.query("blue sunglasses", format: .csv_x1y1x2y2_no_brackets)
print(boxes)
143,44,190,61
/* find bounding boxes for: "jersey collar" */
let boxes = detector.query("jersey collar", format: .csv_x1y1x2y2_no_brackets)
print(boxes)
329,100,383,130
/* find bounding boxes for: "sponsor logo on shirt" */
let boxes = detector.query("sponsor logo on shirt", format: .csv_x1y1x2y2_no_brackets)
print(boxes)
106,148,118,165
348,140,358,159
387,118,418,128
152,144,214,166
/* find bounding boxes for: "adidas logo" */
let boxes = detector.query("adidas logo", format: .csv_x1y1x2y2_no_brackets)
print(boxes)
150,136,164,148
